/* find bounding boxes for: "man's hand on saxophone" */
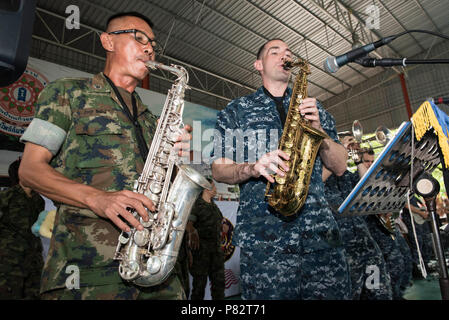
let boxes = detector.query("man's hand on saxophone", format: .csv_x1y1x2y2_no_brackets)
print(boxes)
298,97,323,132
85,189,154,232
251,150,290,183
173,124,193,157
212,149,290,185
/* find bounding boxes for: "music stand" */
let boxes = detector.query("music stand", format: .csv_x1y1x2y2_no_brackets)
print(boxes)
338,115,448,299
339,121,440,216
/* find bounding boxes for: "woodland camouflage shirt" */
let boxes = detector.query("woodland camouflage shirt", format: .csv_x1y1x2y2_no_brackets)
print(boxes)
21,73,157,292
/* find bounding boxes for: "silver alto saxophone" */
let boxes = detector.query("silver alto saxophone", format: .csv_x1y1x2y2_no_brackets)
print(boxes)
114,60,211,287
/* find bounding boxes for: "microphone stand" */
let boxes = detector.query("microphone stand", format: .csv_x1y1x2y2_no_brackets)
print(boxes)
355,57,449,68
425,196,449,300
414,173,449,300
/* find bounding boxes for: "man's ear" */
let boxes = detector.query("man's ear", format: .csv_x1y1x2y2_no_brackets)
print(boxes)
100,32,114,52
254,59,263,72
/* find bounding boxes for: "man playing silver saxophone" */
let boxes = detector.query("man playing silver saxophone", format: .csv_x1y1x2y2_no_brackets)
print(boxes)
19,12,190,300
211,39,351,299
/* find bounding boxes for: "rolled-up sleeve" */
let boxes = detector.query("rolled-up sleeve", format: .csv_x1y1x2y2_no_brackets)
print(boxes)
20,80,72,155
210,100,240,162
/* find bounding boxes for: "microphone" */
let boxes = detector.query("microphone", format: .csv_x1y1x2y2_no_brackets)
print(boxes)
323,35,397,73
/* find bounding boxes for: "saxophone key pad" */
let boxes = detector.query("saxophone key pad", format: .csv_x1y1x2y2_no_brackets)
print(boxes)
134,228,150,247
149,181,162,194
118,232,130,244
119,261,140,280
147,256,162,274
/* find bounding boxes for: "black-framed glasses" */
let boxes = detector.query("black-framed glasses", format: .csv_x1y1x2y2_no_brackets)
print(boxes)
108,29,162,53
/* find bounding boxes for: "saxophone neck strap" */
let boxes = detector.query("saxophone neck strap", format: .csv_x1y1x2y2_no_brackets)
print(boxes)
103,73,149,161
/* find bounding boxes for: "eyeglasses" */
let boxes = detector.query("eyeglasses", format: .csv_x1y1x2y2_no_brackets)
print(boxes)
108,29,162,54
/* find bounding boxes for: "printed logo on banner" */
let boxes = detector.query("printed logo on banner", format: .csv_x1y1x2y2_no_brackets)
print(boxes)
0,67,48,136
221,217,236,262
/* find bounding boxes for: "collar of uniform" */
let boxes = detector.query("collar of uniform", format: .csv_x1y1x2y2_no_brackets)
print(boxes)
256,86,292,101
90,73,111,92
197,196,215,206
90,73,149,116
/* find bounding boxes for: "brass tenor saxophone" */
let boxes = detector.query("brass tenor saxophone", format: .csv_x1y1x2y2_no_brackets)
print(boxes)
265,58,329,216
113,60,211,287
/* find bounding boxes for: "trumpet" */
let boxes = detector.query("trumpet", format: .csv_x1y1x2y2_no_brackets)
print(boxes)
338,120,392,163
375,125,392,145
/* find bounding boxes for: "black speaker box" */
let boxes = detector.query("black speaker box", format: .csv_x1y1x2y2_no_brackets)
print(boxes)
0,0,37,87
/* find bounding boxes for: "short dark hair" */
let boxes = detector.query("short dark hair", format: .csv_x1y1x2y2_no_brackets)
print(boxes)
363,149,375,156
8,158,21,186
256,38,285,60
106,12,154,30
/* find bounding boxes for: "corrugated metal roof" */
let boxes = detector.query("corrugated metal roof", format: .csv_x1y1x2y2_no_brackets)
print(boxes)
32,0,449,115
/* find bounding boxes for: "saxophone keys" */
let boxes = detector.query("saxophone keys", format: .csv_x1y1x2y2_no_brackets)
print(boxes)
142,216,153,228
146,256,162,274
283,149,292,157
149,181,162,194
134,228,150,247
275,175,286,185
118,231,130,244
119,261,140,281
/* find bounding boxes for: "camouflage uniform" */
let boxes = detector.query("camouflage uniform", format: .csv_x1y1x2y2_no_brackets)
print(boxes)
174,235,190,296
324,171,393,300
0,184,45,299
212,86,350,300
189,197,225,300
394,226,413,291
365,215,408,299
20,73,184,300
402,196,434,273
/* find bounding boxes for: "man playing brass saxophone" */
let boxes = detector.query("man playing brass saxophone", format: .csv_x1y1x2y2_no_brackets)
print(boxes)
18,12,191,300
211,39,351,299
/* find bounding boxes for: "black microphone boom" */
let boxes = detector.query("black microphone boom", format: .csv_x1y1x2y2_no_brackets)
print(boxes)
323,35,397,73
432,97,449,105
355,57,449,68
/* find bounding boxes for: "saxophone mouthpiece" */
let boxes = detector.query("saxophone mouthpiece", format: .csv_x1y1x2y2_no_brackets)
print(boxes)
144,60,160,70
282,60,294,70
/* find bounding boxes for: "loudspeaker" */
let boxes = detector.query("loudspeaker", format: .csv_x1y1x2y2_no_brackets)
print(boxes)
0,0,37,87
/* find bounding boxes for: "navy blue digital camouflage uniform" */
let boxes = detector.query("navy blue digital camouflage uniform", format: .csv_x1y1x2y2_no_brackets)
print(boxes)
394,225,413,291
212,86,351,300
402,196,434,273
365,215,410,299
324,171,393,300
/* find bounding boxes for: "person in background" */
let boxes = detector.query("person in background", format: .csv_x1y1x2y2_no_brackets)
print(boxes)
355,149,412,299
187,180,225,300
0,158,45,299
323,136,393,300
402,194,434,278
